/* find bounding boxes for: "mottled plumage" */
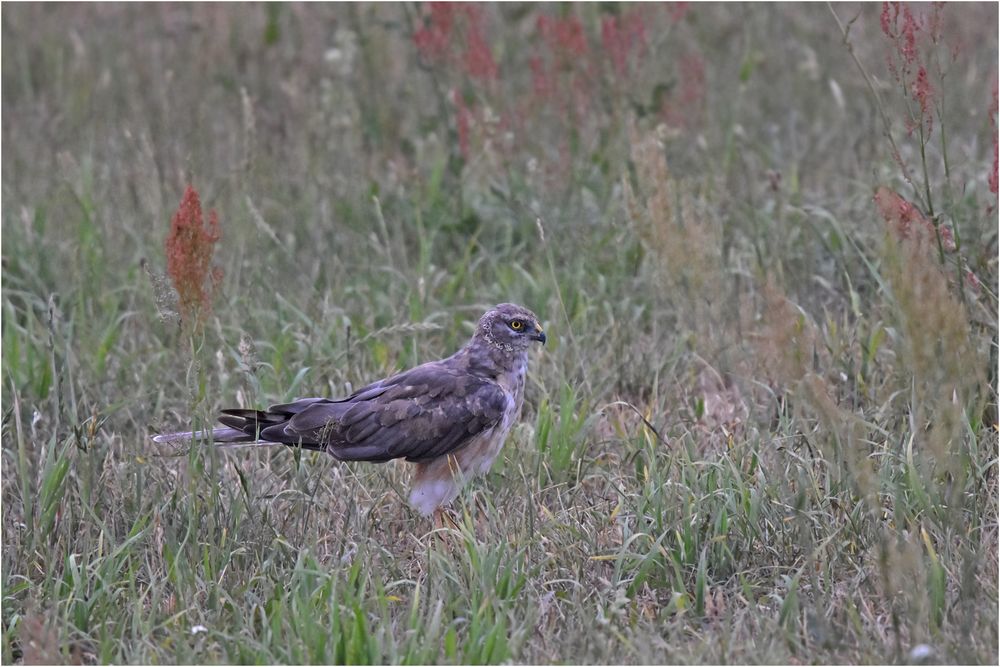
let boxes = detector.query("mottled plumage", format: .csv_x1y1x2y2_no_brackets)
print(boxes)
152,303,545,515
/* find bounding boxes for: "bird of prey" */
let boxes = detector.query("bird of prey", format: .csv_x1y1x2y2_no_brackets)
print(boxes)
153,303,545,516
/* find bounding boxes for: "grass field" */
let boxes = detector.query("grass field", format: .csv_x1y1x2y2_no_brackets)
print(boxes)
2,3,998,664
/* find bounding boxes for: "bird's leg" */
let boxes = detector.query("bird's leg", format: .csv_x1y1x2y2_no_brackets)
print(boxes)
474,493,489,537
431,507,459,534
429,508,459,549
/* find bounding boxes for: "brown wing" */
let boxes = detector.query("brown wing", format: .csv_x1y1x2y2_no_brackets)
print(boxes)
221,362,509,464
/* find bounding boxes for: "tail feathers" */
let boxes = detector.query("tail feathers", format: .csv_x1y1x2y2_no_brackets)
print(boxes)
151,427,326,453
151,427,253,444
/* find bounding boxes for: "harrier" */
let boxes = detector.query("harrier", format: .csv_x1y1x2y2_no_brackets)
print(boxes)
153,303,545,516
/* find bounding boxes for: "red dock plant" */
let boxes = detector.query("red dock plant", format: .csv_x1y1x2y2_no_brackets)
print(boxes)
413,2,497,82
879,2,946,140
600,9,646,78
874,184,984,295
874,185,955,252
165,184,222,328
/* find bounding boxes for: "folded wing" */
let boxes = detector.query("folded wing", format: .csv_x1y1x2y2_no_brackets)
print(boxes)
216,363,509,463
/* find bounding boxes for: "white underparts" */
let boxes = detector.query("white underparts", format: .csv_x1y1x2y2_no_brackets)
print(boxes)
409,476,460,516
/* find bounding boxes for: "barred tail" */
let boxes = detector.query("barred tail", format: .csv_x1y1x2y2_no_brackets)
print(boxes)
151,427,253,444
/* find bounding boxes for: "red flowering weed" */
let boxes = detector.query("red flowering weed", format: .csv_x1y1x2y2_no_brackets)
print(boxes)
601,10,647,78
165,184,222,327
880,2,948,138
413,2,456,62
413,2,496,82
874,185,955,252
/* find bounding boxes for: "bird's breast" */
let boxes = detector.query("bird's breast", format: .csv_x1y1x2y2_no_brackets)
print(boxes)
495,355,528,406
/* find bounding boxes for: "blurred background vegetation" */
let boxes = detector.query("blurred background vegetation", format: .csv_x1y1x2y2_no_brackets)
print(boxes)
2,2,997,664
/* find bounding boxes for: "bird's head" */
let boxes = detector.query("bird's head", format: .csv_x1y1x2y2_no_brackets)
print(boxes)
476,303,546,353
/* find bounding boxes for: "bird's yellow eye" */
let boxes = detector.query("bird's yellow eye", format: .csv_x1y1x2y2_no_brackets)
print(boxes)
510,320,524,330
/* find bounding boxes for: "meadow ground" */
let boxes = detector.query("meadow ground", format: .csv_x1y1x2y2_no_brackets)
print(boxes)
1,3,998,664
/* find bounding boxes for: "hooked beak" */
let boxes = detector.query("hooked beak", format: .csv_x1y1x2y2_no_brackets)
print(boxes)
531,324,546,345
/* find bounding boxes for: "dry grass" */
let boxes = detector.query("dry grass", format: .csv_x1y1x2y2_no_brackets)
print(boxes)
2,3,997,664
